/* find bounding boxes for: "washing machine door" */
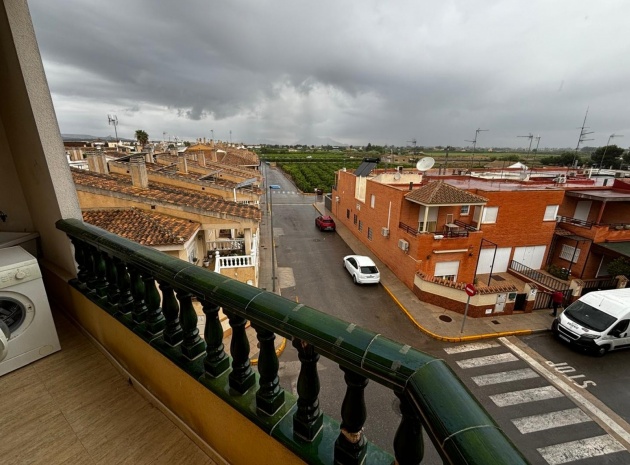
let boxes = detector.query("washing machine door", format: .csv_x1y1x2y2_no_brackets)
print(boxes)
0,320,8,362
0,294,33,340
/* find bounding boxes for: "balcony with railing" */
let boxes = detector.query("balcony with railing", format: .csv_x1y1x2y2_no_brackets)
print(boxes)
53,218,528,465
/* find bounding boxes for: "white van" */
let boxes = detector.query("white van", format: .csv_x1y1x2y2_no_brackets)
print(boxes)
551,288,630,356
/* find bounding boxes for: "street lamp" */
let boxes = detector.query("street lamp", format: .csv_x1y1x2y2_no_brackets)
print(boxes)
269,184,281,292
599,133,623,170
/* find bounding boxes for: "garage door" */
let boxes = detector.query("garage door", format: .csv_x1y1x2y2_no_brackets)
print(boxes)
513,245,546,270
435,261,459,281
476,247,511,274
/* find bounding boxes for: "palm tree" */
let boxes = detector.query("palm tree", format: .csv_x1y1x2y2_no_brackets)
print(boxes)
135,130,149,146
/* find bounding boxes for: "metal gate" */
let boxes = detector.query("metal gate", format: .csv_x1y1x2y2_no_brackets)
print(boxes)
533,289,572,311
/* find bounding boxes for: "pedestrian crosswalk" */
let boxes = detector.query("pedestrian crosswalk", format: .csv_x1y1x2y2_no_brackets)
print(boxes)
444,341,629,464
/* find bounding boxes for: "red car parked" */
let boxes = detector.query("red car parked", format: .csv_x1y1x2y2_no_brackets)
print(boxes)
315,215,336,231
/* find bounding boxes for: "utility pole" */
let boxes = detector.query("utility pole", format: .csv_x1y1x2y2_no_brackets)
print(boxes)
573,108,594,167
517,133,534,157
534,135,541,155
466,128,488,168
108,115,119,142
599,133,623,170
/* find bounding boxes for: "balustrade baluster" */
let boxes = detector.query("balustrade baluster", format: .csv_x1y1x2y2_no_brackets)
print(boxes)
143,275,165,336
129,266,147,324
393,392,424,465
104,253,119,306
93,249,109,299
334,367,368,465
292,338,323,441
85,245,98,291
159,282,183,346
254,326,284,415
225,310,255,394
176,290,205,359
201,300,229,377
114,258,134,315
70,237,88,287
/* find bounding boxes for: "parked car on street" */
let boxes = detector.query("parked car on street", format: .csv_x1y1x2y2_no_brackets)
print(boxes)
343,255,380,284
315,215,336,231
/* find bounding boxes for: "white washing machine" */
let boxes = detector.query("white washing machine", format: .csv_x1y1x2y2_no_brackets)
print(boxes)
0,246,60,376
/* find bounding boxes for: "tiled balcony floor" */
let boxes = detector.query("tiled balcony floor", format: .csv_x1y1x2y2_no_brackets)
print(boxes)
0,309,218,465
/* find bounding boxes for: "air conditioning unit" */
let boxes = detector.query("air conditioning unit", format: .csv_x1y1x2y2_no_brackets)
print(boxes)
381,227,389,237
398,239,409,251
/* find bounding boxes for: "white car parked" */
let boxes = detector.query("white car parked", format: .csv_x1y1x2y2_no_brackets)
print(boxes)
343,255,380,284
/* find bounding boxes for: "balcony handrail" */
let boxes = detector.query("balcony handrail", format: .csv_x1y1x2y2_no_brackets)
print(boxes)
453,219,477,232
509,260,570,291
556,216,594,229
398,221,419,236
57,218,529,465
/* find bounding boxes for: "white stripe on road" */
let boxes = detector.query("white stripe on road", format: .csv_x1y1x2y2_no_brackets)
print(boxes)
444,342,500,354
472,368,539,386
537,435,625,464
490,385,564,407
456,352,518,369
512,408,591,434
500,336,630,449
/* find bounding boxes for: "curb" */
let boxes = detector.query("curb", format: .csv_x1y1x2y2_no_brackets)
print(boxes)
383,284,536,343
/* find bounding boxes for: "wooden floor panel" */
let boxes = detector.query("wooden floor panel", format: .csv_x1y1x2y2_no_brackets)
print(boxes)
0,310,218,465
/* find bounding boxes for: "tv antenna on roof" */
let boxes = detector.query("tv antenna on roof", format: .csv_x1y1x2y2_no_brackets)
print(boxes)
416,157,435,172
573,107,594,167
517,133,534,157
407,138,418,157
465,128,488,168
107,114,119,142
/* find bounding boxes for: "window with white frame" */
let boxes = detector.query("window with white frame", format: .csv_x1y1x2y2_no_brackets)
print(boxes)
460,205,470,215
370,194,375,208
544,205,559,221
560,244,581,262
482,206,498,224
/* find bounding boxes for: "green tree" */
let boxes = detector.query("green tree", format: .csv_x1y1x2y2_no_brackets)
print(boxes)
540,151,582,167
607,257,630,279
591,145,624,169
135,129,149,146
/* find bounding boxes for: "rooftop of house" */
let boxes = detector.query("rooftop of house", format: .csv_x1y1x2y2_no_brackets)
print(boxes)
405,181,489,205
82,208,201,246
185,143,260,166
154,153,261,180
71,168,262,222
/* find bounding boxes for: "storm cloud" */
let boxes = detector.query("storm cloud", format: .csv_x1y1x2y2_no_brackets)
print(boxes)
29,0,630,148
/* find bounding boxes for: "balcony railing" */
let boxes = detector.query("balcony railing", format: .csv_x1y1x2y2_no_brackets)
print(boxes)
454,219,477,232
510,260,570,291
57,218,529,465
556,216,594,229
208,238,245,251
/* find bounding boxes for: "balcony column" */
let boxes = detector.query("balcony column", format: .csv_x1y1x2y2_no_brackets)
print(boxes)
201,300,230,377
393,392,424,465
114,258,134,315
104,253,119,307
254,326,284,415
176,290,205,360
292,338,323,441
244,228,252,255
93,249,109,300
159,282,183,346
225,310,256,394
69,237,89,287
143,276,165,337
129,266,148,324
334,367,368,465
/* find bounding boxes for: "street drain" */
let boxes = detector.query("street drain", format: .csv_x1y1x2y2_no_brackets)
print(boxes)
439,315,452,322
491,320,501,325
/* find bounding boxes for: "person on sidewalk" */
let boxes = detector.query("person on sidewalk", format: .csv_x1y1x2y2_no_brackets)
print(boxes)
548,290,564,317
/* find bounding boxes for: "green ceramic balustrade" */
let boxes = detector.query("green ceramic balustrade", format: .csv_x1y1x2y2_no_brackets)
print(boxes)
56,218,530,465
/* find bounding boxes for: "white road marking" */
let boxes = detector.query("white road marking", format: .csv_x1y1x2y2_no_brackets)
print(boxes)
537,435,625,464
500,336,630,449
490,385,564,407
456,352,518,369
472,368,539,386
512,408,591,434
444,341,501,354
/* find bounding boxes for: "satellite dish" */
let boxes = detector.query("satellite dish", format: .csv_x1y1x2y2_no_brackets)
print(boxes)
416,157,435,172
394,172,401,180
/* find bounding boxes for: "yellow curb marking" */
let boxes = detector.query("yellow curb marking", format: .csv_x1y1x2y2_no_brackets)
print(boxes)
382,284,533,343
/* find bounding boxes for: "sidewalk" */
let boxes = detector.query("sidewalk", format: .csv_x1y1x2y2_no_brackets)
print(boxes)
308,201,553,342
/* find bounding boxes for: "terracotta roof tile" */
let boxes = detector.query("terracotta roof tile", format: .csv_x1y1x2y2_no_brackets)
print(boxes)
72,168,262,222
82,208,200,246
405,181,488,205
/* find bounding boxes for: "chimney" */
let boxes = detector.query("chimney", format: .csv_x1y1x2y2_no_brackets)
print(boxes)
409,182,413,191
130,156,149,188
203,137,206,144
86,152,109,174
178,155,188,174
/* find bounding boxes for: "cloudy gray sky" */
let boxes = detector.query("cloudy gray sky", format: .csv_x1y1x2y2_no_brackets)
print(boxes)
29,0,630,149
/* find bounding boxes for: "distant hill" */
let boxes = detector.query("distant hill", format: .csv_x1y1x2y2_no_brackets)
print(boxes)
294,136,347,147
62,134,133,142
